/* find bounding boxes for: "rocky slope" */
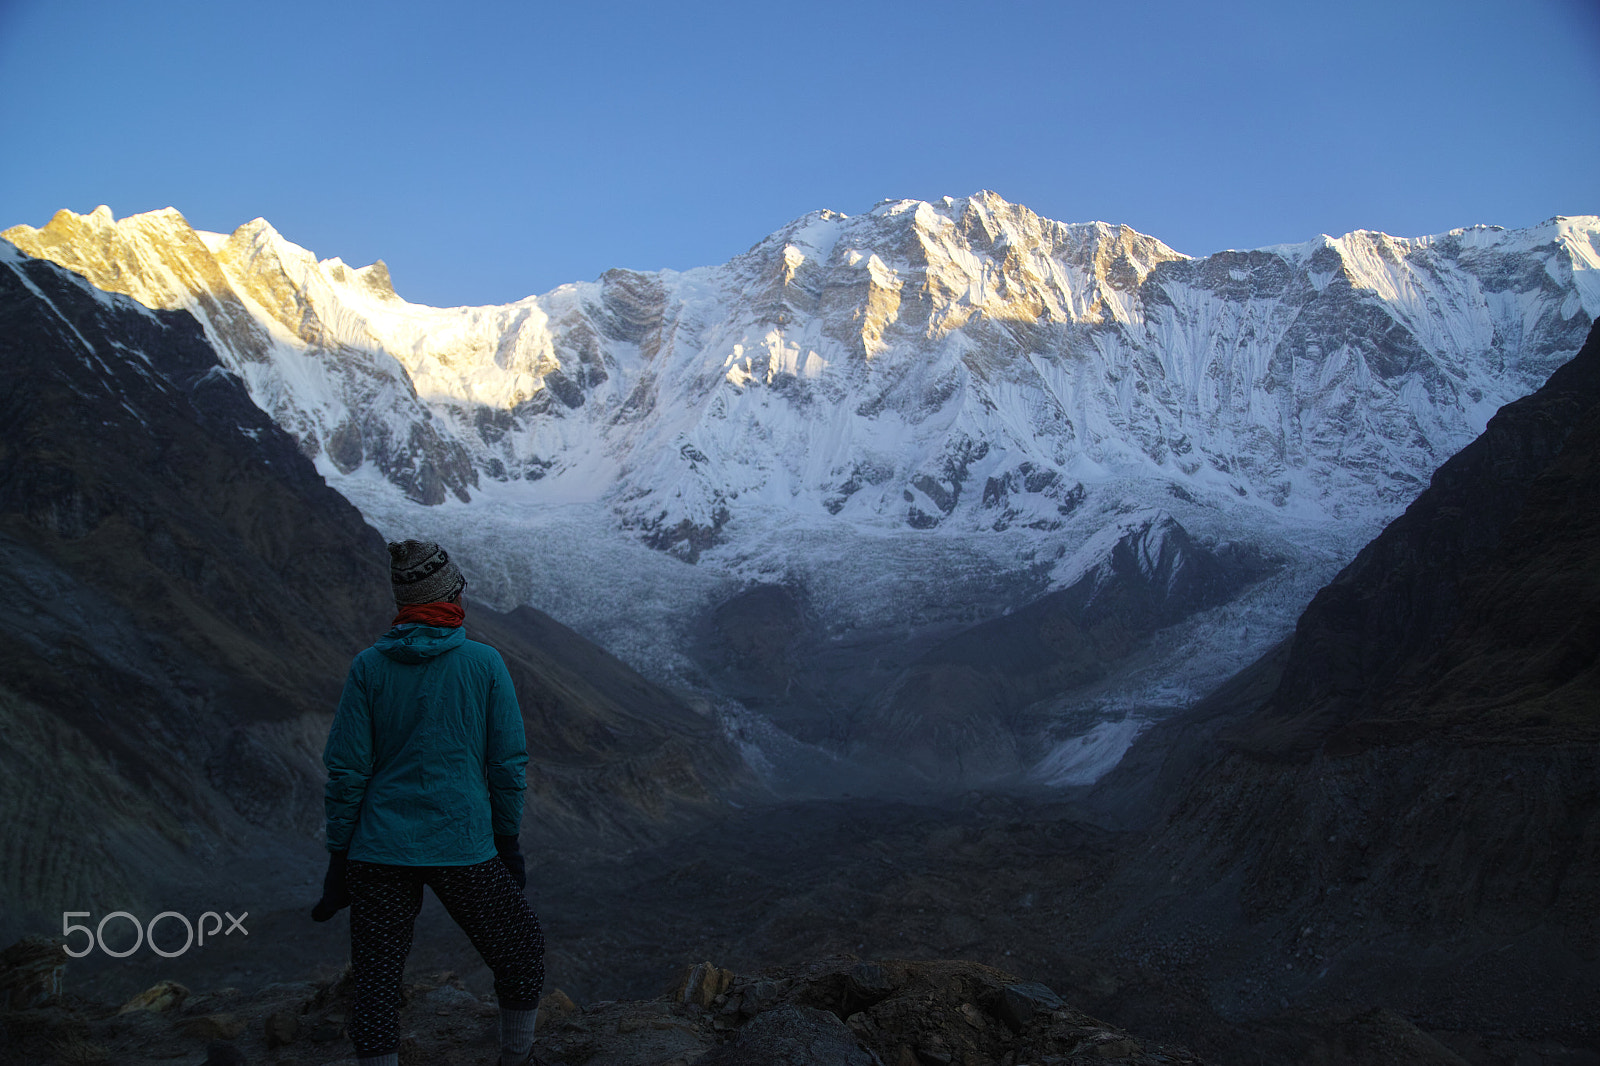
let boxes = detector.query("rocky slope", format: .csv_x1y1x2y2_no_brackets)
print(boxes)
0,246,745,950
1084,319,1600,1048
5,786,1556,1066
1,954,1211,1066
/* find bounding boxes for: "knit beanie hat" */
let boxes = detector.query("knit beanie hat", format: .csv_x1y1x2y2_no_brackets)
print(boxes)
388,540,466,604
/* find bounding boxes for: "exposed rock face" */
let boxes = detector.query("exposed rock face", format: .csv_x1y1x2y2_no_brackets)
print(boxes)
694,1004,877,1066
0,247,743,945
1088,320,1600,1045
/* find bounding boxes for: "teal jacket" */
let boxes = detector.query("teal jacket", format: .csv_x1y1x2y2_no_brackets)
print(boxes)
322,623,527,865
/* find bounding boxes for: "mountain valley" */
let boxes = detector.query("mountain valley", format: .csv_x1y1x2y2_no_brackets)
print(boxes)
1,198,1597,1065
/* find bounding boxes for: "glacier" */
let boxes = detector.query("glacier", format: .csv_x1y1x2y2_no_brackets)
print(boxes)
5,193,1596,788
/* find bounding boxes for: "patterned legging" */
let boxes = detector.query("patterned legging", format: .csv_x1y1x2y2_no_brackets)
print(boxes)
346,857,545,1055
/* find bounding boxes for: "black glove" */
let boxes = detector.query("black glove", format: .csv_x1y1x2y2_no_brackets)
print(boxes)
311,850,351,921
494,834,527,889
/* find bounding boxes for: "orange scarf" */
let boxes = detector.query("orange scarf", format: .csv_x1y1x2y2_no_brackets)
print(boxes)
392,602,465,628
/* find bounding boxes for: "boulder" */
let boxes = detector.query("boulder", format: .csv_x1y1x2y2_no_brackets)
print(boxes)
0,936,65,1009
999,981,1064,1028
675,961,734,1009
538,986,579,1028
422,984,479,1013
694,1005,879,1065
116,980,189,1014
264,1009,300,1048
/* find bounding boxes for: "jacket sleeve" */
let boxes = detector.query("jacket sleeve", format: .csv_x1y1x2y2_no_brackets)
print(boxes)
323,658,374,852
484,652,528,837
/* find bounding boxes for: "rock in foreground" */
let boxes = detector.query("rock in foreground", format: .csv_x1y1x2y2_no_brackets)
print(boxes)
0,956,1206,1066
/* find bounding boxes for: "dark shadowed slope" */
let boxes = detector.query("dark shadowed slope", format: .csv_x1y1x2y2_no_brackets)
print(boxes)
1235,317,1600,756
0,244,743,947
1087,320,1600,1049
864,513,1276,779
0,242,393,943
465,601,746,849
690,512,1277,786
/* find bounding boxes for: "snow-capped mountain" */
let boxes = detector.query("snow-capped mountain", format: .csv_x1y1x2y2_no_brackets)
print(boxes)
7,194,1597,785
11,195,1595,539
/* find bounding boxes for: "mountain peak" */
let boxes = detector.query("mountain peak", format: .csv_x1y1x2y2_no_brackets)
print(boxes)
6,196,1597,553
323,257,400,302
4,205,220,309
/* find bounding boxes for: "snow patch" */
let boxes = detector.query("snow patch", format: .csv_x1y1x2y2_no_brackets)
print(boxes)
1029,717,1148,787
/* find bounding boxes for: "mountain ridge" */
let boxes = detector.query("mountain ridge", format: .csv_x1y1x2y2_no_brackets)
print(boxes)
6,194,1597,784
8,197,1594,542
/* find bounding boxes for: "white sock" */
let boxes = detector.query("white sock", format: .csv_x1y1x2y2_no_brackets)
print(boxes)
500,1006,538,1064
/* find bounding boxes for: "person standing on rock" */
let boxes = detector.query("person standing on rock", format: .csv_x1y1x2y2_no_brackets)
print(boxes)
311,540,546,1066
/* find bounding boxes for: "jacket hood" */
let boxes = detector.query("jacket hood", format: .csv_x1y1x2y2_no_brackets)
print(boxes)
374,624,467,664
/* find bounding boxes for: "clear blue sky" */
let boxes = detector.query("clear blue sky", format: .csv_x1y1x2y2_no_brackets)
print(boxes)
1,0,1595,308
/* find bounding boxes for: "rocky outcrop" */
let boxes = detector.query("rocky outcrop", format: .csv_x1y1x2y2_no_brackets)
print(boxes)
0,937,65,1011
0,956,1207,1065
